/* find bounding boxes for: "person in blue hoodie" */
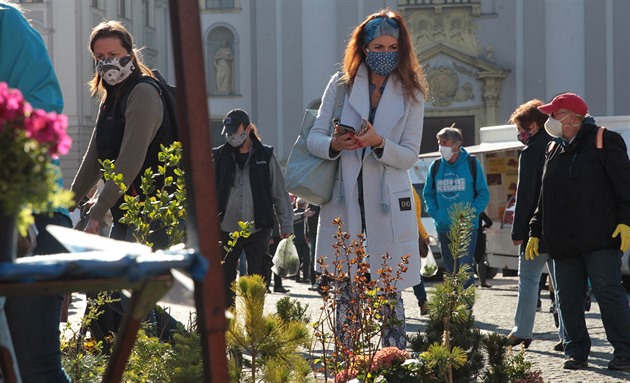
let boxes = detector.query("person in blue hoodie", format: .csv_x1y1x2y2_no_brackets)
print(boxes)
423,125,490,289
0,2,72,382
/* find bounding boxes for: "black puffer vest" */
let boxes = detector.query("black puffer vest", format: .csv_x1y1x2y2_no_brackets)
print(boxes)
213,134,275,230
95,73,174,220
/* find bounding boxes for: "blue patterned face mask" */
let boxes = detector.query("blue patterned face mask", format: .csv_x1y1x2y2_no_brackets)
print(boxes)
365,51,399,77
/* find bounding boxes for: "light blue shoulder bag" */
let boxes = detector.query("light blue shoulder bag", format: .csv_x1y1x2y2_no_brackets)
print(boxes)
285,80,347,205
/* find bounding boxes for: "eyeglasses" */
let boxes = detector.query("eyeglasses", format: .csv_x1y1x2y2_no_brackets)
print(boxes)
551,110,570,119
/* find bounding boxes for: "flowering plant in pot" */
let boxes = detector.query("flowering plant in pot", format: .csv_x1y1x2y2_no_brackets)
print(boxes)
0,82,73,258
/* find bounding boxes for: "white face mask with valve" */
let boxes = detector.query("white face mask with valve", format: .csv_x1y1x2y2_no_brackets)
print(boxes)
544,117,564,138
439,145,456,161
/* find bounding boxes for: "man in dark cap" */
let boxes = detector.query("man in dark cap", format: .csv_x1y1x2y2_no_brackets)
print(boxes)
527,93,630,371
212,109,294,307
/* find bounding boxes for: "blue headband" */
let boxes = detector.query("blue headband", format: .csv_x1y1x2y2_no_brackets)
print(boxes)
363,17,400,46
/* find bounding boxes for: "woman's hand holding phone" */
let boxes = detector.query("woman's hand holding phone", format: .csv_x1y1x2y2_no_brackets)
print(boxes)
334,123,356,137
351,120,382,149
332,122,361,151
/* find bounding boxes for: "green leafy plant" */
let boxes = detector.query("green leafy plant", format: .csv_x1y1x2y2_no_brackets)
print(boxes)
100,141,186,248
222,220,254,264
61,291,117,382
61,142,200,381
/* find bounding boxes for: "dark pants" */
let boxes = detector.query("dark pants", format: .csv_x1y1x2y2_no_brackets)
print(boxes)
554,248,630,361
294,241,310,281
6,213,72,383
222,228,270,307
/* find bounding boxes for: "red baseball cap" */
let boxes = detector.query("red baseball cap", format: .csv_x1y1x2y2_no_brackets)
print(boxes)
538,93,588,116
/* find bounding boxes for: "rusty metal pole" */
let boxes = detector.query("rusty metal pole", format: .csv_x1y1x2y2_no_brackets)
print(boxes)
168,1,227,382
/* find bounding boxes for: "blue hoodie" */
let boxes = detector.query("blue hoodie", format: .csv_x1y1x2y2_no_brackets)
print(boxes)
423,148,490,232
0,3,63,113
1,3,68,218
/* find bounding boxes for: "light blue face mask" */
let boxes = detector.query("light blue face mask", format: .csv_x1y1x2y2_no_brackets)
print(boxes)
365,51,399,77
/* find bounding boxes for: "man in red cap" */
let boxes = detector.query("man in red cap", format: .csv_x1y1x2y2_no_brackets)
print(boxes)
527,92,630,370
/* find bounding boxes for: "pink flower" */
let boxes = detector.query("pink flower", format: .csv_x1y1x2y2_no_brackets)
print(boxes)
370,347,410,372
0,81,72,219
335,369,358,383
0,84,26,126
24,108,48,139
23,108,71,156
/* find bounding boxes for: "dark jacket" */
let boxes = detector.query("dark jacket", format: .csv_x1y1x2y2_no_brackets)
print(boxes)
213,134,275,230
530,116,630,258
512,129,552,254
96,73,174,220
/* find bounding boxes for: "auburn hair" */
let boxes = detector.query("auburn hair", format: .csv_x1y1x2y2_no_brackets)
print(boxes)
341,9,428,102
509,99,548,130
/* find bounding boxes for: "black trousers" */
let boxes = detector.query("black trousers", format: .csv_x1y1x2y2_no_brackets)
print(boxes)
221,228,270,307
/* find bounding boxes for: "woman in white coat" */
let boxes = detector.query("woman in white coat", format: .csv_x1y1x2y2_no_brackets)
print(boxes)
307,9,428,349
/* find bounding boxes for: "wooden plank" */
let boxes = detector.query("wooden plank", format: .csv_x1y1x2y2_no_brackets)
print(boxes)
168,1,228,382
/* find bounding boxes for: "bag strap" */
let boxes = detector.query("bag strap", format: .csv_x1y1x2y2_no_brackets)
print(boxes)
468,155,478,198
430,159,440,187
596,126,606,149
595,126,607,167
330,78,347,133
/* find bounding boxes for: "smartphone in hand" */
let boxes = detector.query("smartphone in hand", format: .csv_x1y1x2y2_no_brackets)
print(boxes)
336,123,356,136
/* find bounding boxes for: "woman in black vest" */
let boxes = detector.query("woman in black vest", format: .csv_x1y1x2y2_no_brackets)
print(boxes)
70,20,178,350
71,20,174,246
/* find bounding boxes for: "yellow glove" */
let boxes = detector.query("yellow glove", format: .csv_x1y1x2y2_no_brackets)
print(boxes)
612,223,630,253
525,237,540,261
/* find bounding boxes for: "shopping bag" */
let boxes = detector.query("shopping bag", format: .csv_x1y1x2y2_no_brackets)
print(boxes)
420,247,438,278
271,236,300,278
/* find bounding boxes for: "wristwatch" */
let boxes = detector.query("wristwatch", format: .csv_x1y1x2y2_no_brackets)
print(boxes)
374,137,385,150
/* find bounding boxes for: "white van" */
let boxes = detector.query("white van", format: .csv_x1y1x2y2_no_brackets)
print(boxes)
414,116,630,276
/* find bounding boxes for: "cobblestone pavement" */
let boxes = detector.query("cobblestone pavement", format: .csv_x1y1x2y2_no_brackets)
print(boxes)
67,273,630,382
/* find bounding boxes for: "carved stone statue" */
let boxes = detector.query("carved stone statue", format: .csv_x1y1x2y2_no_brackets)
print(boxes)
214,40,233,94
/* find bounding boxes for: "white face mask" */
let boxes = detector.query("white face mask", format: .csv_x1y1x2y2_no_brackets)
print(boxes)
439,145,455,161
96,55,136,86
226,130,247,148
544,116,565,138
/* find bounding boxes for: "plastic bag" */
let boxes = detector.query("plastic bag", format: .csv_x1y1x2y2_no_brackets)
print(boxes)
271,235,300,278
420,247,438,278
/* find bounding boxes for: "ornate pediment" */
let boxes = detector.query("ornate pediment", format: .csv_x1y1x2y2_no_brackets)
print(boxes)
401,3,510,125
409,8,480,57
420,43,509,109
